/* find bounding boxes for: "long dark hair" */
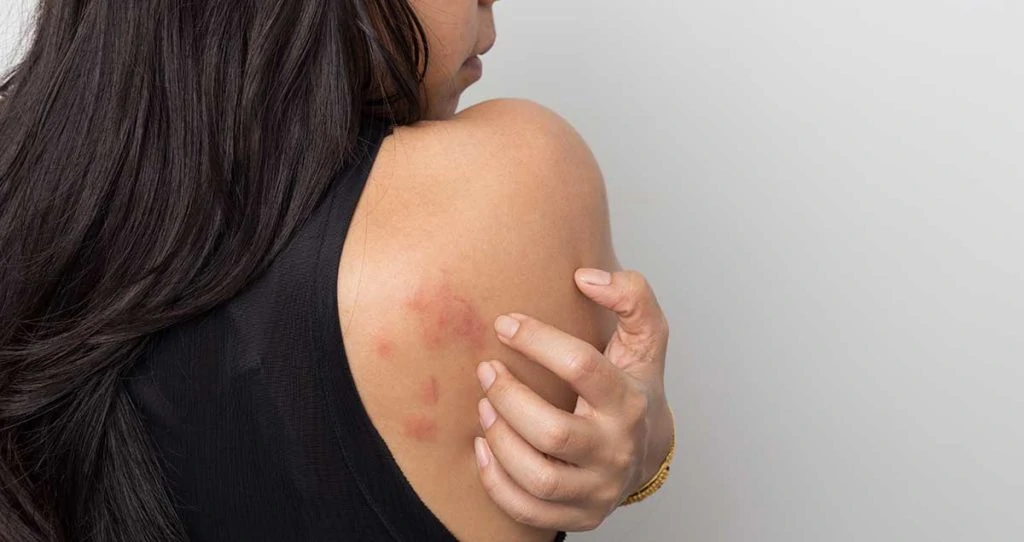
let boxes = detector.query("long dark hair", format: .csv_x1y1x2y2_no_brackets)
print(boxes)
0,1,427,539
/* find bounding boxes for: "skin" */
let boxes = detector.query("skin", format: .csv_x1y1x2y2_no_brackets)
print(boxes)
476,272,675,530
339,99,618,540
410,0,497,119
336,1,676,538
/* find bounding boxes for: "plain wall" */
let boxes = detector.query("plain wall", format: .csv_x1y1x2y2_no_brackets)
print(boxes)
3,1,1022,541
0,0,30,73
462,1,1023,541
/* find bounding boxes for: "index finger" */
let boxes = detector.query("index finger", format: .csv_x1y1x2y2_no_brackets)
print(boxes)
493,312,628,412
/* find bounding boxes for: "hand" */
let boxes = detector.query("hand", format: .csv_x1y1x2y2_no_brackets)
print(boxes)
473,268,675,531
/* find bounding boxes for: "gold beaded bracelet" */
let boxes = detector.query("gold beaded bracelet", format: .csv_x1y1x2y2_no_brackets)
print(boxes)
619,412,676,506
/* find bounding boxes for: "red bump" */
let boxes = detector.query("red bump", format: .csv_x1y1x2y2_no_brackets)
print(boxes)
451,298,487,352
401,414,438,442
375,336,395,359
404,274,488,353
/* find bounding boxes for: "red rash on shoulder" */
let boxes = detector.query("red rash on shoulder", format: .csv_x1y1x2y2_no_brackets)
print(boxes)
402,274,487,353
420,375,441,406
401,414,438,442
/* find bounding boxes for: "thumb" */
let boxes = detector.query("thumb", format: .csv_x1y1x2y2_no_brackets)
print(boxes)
574,268,668,340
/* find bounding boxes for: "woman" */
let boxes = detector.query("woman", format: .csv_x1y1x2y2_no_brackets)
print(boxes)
0,0,675,540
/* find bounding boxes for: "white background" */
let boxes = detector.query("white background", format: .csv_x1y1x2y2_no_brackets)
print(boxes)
0,0,30,73
462,1,1023,541
3,1,1022,540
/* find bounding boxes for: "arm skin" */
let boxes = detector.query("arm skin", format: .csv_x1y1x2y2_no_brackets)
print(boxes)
337,98,620,541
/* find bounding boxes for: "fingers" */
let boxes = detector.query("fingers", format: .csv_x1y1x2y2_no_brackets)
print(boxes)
574,268,669,342
492,313,629,411
474,438,605,532
478,397,598,502
477,360,598,464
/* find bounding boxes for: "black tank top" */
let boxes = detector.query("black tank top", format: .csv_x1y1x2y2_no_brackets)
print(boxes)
125,119,567,541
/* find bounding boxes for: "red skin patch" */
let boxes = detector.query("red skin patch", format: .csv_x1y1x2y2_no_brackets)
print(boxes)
375,336,395,359
401,414,438,442
420,375,440,406
395,273,484,445
403,275,487,354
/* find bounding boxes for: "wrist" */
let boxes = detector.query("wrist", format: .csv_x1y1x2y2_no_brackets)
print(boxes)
637,399,675,492
619,401,675,506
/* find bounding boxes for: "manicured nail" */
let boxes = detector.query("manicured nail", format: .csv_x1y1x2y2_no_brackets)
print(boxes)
477,361,497,391
474,437,491,468
577,268,612,286
478,398,497,431
494,315,521,339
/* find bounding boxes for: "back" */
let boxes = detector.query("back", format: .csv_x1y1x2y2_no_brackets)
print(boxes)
128,99,617,541
338,99,619,541
126,119,460,541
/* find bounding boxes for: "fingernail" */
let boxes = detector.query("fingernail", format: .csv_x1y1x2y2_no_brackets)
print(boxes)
494,315,521,339
478,398,497,431
477,361,496,391
577,268,612,286
474,437,491,468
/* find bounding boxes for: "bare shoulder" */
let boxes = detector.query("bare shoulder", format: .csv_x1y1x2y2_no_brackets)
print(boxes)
342,97,616,355
448,97,595,162
336,98,618,541
417,97,593,160
340,98,615,316
374,98,607,219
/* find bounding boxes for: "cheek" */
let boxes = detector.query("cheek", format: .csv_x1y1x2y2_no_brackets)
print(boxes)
412,1,479,117
418,4,476,72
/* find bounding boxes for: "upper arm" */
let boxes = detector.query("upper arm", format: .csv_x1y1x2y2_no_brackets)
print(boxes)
337,99,619,541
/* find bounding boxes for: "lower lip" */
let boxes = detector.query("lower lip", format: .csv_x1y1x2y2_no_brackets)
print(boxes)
464,56,483,79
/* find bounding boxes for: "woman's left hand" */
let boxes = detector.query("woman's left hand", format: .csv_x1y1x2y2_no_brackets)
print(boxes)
473,268,675,531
